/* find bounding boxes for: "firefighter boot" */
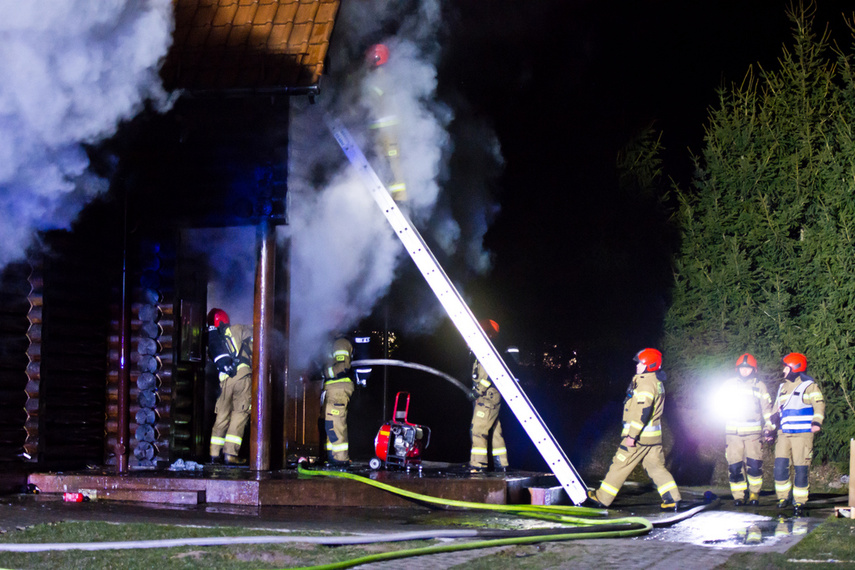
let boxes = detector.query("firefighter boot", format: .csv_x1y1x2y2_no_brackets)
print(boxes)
748,492,760,507
660,491,681,511
224,454,247,466
777,498,791,509
583,489,607,509
325,459,352,471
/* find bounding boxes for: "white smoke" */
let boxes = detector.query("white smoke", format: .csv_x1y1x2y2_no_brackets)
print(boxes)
182,226,258,328
287,0,503,369
0,0,174,267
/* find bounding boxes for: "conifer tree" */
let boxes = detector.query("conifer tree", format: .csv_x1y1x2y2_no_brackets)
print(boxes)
664,3,855,460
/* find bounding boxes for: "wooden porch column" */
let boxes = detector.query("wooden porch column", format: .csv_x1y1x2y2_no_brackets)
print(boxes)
250,218,276,470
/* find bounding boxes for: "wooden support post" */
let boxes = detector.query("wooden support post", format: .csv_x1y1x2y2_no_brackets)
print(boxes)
250,219,275,471
116,195,131,473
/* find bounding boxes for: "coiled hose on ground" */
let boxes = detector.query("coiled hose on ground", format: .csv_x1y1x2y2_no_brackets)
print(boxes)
0,464,715,570
288,463,661,569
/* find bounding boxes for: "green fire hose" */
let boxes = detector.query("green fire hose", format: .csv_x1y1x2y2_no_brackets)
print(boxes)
290,463,654,569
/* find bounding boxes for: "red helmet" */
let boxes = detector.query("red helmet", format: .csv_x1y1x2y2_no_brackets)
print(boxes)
735,353,757,370
634,348,662,372
207,308,229,328
366,43,390,67
479,319,500,339
782,352,807,374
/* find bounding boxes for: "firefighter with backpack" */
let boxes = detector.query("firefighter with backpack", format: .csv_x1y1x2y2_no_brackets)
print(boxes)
207,308,252,466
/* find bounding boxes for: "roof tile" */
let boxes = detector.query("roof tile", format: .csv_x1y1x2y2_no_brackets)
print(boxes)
254,1,279,24
288,22,311,50
266,22,294,51
249,21,274,48
294,2,318,24
211,2,238,27
191,3,217,27
273,1,298,25
233,3,257,25
163,0,340,91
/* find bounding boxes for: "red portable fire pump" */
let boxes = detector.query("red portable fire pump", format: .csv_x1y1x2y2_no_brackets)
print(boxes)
369,392,430,472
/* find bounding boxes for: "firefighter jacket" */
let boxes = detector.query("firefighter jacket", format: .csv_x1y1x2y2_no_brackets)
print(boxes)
365,67,407,201
472,360,492,397
211,324,252,383
621,371,666,445
776,373,825,434
721,375,774,436
325,337,353,384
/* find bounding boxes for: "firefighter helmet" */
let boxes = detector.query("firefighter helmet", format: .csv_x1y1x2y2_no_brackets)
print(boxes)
479,319,500,339
207,308,230,328
366,43,390,67
782,352,807,374
634,348,662,372
735,353,757,371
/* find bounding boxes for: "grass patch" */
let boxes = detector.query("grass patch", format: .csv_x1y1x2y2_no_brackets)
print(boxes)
0,520,435,569
0,521,277,543
718,516,855,569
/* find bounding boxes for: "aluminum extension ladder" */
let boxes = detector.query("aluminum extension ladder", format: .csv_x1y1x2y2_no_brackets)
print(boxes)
328,119,588,505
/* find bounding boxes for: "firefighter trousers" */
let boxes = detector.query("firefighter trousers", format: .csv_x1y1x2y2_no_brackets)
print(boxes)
324,380,354,462
594,442,680,507
210,371,251,457
470,386,508,469
775,432,814,504
725,433,764,500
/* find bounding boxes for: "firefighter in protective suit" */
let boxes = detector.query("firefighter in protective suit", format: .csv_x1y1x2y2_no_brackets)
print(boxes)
323,335,355,467
587,348,682,510
469,319,508,473
721,353,775,506
774,352,825,514
364,43,407,202
207,308,252,465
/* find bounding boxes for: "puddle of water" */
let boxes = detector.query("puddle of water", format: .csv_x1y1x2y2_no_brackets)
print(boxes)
647,511,819,548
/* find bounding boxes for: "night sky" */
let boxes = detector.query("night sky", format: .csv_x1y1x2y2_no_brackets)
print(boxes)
342,0,855,471
423,0,855,366
339,0,855,468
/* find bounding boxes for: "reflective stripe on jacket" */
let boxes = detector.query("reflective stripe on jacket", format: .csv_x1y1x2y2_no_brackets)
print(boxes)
777,374,824,434
218,324,252,382
622,371,666,444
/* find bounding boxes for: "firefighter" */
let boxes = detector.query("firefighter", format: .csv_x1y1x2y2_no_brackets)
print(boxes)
586,348,682,510
721,353,775,506
469,319,509,473
364,43,407,202
323,335,355,467
774,352,825,514
207,308,252,466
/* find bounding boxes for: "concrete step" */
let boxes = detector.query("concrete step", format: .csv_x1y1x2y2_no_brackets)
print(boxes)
27,463,549,507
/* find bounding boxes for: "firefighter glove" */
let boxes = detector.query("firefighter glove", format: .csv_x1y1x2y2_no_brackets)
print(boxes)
763,429,775,443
